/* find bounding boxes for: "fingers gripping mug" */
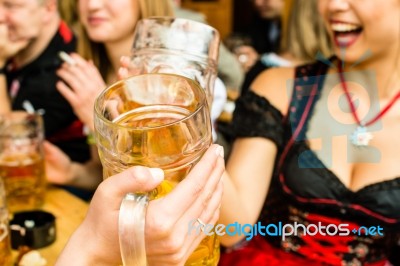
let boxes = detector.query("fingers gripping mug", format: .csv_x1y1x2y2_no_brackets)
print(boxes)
94,73,219,265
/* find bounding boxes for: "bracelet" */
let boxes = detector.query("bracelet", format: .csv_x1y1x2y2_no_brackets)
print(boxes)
0,67,5,75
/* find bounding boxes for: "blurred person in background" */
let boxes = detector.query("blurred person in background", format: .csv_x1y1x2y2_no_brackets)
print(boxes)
0,1,27,114
1,0,96,201
1,0,91,164
230,0,284,73
240,0,333,96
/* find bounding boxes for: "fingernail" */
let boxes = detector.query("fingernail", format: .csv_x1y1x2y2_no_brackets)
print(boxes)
215,145,224,158
149,168,164,182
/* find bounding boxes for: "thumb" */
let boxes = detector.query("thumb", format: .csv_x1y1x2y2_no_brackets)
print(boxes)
98,166,164,200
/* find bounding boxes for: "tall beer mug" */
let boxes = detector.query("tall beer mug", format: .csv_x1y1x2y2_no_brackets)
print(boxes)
129,17,220,108
94,73,218,265
0,111,46,213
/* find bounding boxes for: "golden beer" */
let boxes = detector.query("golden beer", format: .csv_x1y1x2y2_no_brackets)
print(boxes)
0,225,13,266
0,177,12,266
0,111,46,213
99,106,218,265
0,153,46,212
95,74,218,265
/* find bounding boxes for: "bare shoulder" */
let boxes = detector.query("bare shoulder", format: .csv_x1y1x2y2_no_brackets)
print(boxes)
250,67,295,116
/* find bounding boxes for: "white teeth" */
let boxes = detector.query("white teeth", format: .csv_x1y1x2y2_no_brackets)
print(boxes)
331,23,360,33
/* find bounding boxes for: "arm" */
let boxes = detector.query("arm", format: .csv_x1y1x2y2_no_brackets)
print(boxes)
219,67,294,246
56,144,224,266
44,141,103,190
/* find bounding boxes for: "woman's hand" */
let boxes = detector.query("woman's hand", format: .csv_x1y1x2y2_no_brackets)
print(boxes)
56,144,224,266
44,141,103,190
117,55,142,80
234,45,259,72
43,141,73,185
56,53,106,132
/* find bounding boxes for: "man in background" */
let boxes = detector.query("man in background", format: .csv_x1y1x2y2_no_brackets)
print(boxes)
2,0,93,200
0,0,27,114
2,0,90,164
232,0,284,73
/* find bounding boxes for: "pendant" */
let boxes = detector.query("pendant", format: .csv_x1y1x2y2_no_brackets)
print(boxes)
350,126,373,147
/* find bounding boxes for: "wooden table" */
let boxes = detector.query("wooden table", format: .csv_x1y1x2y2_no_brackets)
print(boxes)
12,186,89,265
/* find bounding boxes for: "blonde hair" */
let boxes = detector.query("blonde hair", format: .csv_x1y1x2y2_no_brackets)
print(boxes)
280,0,333,62
77,0,175,80
58,0,78,31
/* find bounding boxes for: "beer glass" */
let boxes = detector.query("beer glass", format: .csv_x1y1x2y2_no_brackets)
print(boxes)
0,178,12,266
129,17,220,108
94,73,218,265
0,112,46,213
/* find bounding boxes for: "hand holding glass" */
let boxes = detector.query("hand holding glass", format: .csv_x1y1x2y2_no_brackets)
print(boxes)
94,73,219,265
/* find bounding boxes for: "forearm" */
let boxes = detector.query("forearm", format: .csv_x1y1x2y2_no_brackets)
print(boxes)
219,171,253,246
219,138,277,247
56,223,114,266
68,146,103,190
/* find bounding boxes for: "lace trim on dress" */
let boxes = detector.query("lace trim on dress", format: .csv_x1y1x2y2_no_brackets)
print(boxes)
232,90,285,147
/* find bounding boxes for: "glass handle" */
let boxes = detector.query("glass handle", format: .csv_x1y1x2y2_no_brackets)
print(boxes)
119,193,149,266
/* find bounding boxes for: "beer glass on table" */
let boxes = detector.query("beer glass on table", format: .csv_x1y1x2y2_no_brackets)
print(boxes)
94,73,217,265
0,112,46,213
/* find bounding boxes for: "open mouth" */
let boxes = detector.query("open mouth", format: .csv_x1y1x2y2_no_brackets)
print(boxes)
331,22,363,48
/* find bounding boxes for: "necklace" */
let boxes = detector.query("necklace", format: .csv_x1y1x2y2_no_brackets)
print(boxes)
338,62,400,147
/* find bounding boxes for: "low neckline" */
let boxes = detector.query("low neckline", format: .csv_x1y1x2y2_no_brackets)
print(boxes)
246,89,400,195
288,58,400,196
302,142,400,195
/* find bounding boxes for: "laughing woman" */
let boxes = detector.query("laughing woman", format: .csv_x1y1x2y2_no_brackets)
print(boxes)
219,0,400,265
44,0,175,190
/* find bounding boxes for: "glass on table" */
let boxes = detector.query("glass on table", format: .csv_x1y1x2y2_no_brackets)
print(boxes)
0,111,46,213
94,73,218,265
